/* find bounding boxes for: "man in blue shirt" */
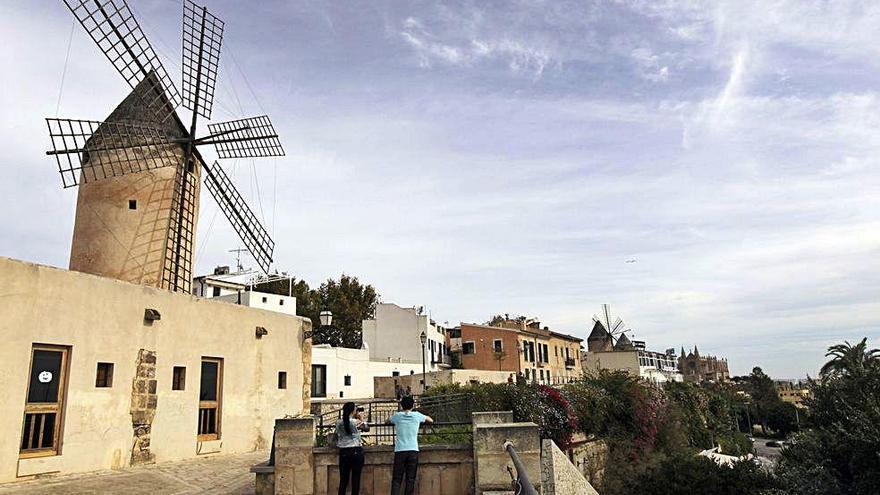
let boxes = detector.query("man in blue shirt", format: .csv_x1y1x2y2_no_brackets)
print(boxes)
387,395,433,495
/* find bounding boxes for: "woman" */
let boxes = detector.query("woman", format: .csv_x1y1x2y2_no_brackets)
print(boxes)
335,402,369,494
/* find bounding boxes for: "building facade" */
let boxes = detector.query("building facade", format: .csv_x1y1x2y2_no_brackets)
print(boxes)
678,346,730,383
0,257,310,484
362,303,450,370
310,344,425,400
452,319,583,385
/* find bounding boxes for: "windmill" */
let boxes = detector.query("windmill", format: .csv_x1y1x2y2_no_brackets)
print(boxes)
591,304,633,348
45,0,283,294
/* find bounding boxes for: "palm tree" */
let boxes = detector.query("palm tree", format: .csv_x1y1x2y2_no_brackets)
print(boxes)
820,338,880,378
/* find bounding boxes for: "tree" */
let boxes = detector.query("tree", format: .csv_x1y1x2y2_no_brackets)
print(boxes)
820,338,880,379
254,274,379,348
314,275,379,348
777,338,880,495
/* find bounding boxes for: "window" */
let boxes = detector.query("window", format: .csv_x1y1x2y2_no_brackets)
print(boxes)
261,296,267,303
537,344,543,362
212,286,221,297
528,342,535,362
540,370,545,382
543,344,549,363
21,345,70,457
463,342,475,355
198,358,223,440
344,375,351,386
493,339,503,353
392,371,400,377
555,346,558,357
279,299,284,306
278,372,287,389
525,369,530,380
340,391,344,398
95,362,114,388
128,199,137,210
311,365,327,398
172,366,186,391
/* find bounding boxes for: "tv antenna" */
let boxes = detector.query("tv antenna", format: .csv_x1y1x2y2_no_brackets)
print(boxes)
229,247,248,272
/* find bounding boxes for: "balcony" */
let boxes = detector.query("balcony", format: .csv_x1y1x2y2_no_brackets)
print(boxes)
432,355,452,367
565,357,576,368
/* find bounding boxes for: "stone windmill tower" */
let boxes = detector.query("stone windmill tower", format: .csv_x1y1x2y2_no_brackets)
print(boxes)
46,0,284,293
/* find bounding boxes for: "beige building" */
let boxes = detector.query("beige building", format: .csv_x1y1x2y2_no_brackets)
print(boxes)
0,257,310,484
453,318,583,385
583,321,682,384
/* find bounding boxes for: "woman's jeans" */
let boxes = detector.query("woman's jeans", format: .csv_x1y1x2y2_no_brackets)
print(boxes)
338,446,364,495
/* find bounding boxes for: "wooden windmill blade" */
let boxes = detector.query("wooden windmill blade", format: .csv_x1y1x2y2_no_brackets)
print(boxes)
204,116,285,158
162,163,199,294
181,0,224,120
45,118,182,187
202,161,275,273
60,0,181,122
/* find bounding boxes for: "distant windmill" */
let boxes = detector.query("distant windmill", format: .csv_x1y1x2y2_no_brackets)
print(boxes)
45,0,284,294
592,304,633,346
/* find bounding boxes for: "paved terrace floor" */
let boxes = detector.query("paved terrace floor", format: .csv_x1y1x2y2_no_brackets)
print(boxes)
0,451,267,495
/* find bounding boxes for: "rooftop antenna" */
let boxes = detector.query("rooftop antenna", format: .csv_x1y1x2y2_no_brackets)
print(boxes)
229,247,247,272
46,0,285,294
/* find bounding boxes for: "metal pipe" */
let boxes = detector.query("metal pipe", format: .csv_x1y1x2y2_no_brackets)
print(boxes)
503,441,539,495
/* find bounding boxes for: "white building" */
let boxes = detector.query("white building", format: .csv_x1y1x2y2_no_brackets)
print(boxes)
362,303,451,370
582,336,683,385
310,344,424,400
192,267,296,315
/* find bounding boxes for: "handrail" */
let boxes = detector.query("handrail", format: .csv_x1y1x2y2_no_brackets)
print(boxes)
503,441,539,495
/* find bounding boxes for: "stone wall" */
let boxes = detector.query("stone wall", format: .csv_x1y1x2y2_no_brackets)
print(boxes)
566,435,608,489
130,349,158,465
313,445,474,494
541,439,597,495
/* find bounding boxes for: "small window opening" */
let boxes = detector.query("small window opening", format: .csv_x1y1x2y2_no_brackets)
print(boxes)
262,296,268,303
278,371,287,389
212,287,220,297
95,362,114,388
344,375,351,386
128,199,137,210
172,366,186,390
339,391,344,398
279,299,284,306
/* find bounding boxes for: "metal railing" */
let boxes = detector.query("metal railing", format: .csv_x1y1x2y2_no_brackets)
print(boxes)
316,394,475,446
503,441,539,495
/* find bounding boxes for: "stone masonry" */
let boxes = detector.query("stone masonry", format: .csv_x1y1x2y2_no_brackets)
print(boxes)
130,349,158,465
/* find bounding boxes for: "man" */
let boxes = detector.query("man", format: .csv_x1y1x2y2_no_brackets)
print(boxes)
387,395,433,495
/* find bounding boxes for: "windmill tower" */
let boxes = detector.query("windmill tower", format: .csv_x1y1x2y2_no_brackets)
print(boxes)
587,304,633,352
47,0,284,294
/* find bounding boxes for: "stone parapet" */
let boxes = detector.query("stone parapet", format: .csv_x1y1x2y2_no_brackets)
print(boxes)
472,411,514,425
473,421,541,494
273,417,316,495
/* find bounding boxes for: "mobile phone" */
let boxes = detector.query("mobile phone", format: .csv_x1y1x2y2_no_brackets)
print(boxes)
356,407,364,412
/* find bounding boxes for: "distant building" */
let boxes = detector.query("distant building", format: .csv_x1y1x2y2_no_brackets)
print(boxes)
582,321,683,384
310,343,424,401
450,318,583,385
192,266,296,315
678,346,730,383
775,380,811,408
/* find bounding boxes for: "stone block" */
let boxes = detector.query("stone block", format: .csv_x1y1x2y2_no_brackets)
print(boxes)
473,411,514,425
474,422,541,494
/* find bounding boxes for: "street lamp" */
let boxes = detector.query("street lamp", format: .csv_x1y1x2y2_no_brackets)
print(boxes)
319,310,333,327
419,331,427,394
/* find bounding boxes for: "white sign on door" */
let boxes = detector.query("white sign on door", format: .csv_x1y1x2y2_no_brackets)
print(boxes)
38,371,53,383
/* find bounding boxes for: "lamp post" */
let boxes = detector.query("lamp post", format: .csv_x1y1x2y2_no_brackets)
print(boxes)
420,331,427,394
318,310,332,345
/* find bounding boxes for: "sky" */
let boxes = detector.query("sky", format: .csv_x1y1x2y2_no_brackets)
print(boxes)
1,0,878,378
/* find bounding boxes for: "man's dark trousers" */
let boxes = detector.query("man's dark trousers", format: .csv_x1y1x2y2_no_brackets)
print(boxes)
391,451,419,495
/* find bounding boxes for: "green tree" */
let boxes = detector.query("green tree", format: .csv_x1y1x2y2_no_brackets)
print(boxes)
777,338,880,495
314,275,379,348
820,338,880,379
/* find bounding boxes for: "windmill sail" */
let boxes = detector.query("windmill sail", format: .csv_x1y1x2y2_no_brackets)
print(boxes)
206,116,285,159
162,166,199,294
46,118,181,187
203,161,275,273
181,0,224,119
61,0,181,122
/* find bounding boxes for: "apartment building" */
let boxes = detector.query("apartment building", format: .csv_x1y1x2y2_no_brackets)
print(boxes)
452,318,583,385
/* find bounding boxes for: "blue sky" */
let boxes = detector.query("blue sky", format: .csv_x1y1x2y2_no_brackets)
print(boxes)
1,0,878,377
